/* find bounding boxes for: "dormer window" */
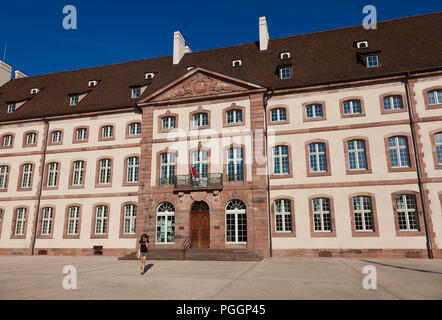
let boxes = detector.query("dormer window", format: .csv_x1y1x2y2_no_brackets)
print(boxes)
145,73,155,80
356,41,369,49
88,80,98,87
7,104,16,114
280,52,291,60
31,88,40,95
232,60,242,67
187,67,194,71
131,87,141,99
70,95,79,106
366,54,379,68
279,66,292,79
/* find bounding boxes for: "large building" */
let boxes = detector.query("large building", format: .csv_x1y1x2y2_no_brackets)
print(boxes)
0,13,441,259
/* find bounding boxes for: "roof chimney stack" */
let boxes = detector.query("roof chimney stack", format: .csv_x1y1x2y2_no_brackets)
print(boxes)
0,60,12,87
173,31,190,65
14,70,27,79
259,16,269,51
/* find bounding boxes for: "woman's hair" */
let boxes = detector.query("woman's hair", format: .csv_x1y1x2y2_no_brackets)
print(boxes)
139,233,148,242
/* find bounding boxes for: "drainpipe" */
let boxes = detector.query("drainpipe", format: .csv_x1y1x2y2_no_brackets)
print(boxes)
30,118,49,256
404,75,433,259
263,89,274,258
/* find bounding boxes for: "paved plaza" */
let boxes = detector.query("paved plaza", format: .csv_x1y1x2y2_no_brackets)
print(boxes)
0,256,441,300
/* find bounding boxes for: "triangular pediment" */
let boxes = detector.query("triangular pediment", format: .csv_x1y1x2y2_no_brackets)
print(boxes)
138,67,265,104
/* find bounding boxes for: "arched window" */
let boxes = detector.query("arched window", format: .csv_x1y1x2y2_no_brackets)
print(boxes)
225,200,247,243
383,95,403,110
388,136,410,168
99,159,112,184
67,206,80,235
156,202,175,243
51,131,62,143
193,113,209,127
305,104,323,119
270,108,287,122
427,89,442,106
312,198,332,232
128,122,141,136
272,145,289,175
15,208,27,236
47,162,59,187
126,157,139,183
41,207,54,235
226,109,243,124
95,205,108,235
343,100,362,115
308,143,327,173
0,165,9,189
395,194,419,231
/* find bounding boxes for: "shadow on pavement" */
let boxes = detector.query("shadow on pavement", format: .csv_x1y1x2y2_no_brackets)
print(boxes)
360,259,442,275
143,264,154,273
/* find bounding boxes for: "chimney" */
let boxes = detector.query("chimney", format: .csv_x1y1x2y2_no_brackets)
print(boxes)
173,31,190,65
259,16,269,51
0,60,12,87
14,70,27,79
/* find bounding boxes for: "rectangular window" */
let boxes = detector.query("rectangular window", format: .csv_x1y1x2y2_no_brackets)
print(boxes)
160,153,175,186
343,100,361,114
279,66,292,79
312,198,332,232
67,206,80,235
226,110,243,124
131,88,141,99
70,96,79,106
162,117,176,130
347,140,367,170
72,160,85,186
271,108,287,122
95,205,108,235
273,146,289,175
129,123,141,136
309,143,327,173
427,90,442,105
192,150,209,178
76,128,87,141
124,204,137,235
21,164,33,188
193,113,209,127
306,104,323,119
51,131,62,143
275,199,292,232
102,126,114,138
47,162,59,187
7,104,16,114
383,96,403,110
395,195,419,231
353,196,374,231
127,157,139,183
3,135,12,147
388,136,410,168
41,207,54,236
99,159,112,184
227,148,244,182
435,133,442,165
366,55,379,67
15,208,27,236
26,133,36,145
0,165,8,189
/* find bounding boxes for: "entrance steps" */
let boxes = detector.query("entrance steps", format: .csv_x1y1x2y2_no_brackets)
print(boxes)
118,248,263,261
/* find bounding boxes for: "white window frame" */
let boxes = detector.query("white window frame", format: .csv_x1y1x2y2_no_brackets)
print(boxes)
47,162,59,187
273,145,289,175
274,199,292,233
131,87,141,99
51,131,62,143
227,147,244,181
70,95,79,106
383,95,403,110
347,140,367,171
270,108,287,122
128,123,141,136
305,104,323,119
95,205,108,235
352,196,374,232
192,150,209,178
21,164,33,188
76,128,88,141
26,132,36,145
123,204,137,235
0,165,8,189
366,55,379,67
72,160,85,186
67,206,80,235
193,113,209,128
395,194,419,231
427,90,442,105
101,125,114,139
279,66,292,79
160,153,175,185
15,208,27,236
343,100,362,115
99,159,112,184
388,136,410,168
225,200,247,244
41,207,54,236
309,143,327,173
312,198,332,232
162,116,176,130
127,157,139,183
226,109,243,124
7,104,16,114
3,135,12,147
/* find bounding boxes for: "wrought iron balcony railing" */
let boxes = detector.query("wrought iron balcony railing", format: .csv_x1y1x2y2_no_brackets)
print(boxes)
174,173,223,191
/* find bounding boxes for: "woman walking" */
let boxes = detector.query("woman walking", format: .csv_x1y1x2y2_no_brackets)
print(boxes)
139,234,149,274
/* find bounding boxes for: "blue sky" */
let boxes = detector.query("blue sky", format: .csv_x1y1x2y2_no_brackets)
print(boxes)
0,0,440,76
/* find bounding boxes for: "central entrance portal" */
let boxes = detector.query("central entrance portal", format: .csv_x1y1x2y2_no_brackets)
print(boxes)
190,201,210,248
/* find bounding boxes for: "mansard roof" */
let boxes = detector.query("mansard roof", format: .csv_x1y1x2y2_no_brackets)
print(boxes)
0,12,441,123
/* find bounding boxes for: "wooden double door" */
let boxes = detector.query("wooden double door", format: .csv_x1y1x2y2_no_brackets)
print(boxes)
190,210,210,248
